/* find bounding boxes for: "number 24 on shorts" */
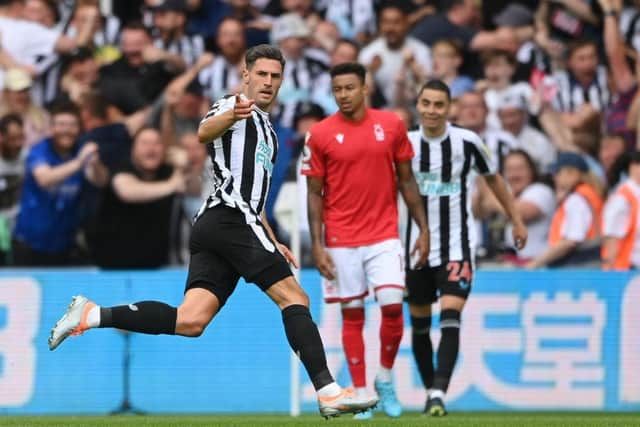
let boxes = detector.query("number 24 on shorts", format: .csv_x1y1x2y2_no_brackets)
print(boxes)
446,261,472,283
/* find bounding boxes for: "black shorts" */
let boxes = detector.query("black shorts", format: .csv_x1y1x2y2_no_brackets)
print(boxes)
405,260,473,305
185,205,292,306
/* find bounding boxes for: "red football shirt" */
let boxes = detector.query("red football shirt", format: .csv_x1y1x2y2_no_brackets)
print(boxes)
301,108,414,247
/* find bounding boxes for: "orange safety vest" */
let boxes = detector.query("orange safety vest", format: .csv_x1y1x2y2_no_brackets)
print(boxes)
601,183,639,270
549,183,603,246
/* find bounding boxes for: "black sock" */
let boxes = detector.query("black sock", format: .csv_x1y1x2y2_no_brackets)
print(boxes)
99,301,177,335
410,315,434,390
282,304,334,390
433,309,461,392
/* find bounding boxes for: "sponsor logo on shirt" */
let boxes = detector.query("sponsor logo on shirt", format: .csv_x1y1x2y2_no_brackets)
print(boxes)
373,123,384,141
256,138,274,174
335,133,344,144
415,172,461,196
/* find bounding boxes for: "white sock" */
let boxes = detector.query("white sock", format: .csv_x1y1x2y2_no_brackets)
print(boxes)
355,387,368,397
317,382,342,398
376,367,393,383
429,389,445,400
86,305,101,328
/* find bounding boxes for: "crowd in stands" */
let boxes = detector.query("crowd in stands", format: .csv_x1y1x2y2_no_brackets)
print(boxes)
2,0,640,270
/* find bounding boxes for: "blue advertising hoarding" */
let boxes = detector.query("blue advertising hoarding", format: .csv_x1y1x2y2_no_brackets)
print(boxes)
0,269,638,414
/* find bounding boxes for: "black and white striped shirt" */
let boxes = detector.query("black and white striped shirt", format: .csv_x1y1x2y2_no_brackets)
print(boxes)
197,95,278,229
153,34,205,65
199,56,242,102
404,123,496,268
552,66,610,112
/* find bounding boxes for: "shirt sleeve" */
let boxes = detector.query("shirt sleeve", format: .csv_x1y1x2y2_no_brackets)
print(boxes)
25,144,49,173
394,119,414,162
469,133,497,175
300,127,325,178
603,194,631,238
520,183,556,217
26,22,59,62
561,193,594,242
200,95,237,126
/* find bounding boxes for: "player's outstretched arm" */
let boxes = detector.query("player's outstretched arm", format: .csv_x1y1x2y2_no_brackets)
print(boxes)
307,176,335,280
197,95,255,143
396,161,429,268
484,174,528,250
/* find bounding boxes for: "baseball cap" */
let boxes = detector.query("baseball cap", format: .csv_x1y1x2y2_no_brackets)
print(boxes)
551,152,589,174
271,13,311,44
493,4,534,28
4,68,32,91
153,0,186,13
497,92,527,111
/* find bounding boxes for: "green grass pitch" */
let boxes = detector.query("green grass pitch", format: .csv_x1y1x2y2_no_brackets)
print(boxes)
2,412,639,427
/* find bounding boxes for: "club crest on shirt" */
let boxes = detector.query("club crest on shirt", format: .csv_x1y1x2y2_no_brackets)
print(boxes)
373,123,385,141
335,133,344,144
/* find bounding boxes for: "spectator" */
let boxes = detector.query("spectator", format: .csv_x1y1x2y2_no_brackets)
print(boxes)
535,0,602,50
474,149,555,264
479,49,532,130
0,114,26,264
0,68,50,147
12,103,108,266
456,91,519,172
526,151,603,268
271,12,331,127
199,17,246,103
21,0,65,107
599,133,628,189
153,53,214,145
174,131,208,263
429,38,474,99
98,21,185,115
602,151,640,270
23,0,58,28
224,0,270,47
330,38,359,66
359,4,431,108
90,126,186,269
66,0,120,51
321,0,376,45
57,47,100,106
497,93,556,172
411,0,521,77
151,0,205,66
552,40,609,131
0,0,94,90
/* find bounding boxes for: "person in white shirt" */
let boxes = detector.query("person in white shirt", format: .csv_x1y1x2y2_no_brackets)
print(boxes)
497,93,557,173
473,149,555,263
0,0,94,91
359,4,431,108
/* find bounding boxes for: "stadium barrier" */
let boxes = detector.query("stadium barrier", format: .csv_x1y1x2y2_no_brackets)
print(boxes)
0,268,639,414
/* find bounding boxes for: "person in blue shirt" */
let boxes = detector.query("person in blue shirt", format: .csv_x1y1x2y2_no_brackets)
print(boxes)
12,103,108,266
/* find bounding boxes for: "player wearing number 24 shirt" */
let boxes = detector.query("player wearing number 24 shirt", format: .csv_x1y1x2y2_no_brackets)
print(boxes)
403,80,527,417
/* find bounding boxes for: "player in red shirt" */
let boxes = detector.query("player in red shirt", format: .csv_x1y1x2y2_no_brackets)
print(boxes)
302,62,429,419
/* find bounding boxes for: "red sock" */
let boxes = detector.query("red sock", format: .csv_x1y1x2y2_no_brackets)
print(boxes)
380,304,404,369
341,307,366,387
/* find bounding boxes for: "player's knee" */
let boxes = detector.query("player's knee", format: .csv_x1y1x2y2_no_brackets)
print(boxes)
176,313,209,337
380,303,403,318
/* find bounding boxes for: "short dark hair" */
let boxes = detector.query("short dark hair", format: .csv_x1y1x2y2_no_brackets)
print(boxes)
0,113,22,135
418,79,451,101
329,62,366,84
121,21,152,38
333,38,360,55
245,44,285,70
629,151,640,165
49,101,81,121
80,90,110,120
566,39,597,59
505,149,540,182
480,49,516,66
